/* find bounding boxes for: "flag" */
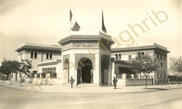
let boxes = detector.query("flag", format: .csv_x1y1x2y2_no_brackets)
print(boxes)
102,10,107,33
70,9,73,22
71,21,80,31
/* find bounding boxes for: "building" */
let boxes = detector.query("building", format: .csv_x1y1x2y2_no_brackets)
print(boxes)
112,43,169,85
15,11,169,86
16,39,169,86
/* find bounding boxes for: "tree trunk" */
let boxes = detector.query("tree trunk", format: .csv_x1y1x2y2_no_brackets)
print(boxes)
20,72,22,87
15,73,17,81
145,76,148,89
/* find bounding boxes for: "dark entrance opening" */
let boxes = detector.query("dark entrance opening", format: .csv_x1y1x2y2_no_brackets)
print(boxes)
77,58,93,84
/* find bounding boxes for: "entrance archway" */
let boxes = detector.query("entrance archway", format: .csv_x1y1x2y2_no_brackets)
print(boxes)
77,57,93,84
63,59,69,83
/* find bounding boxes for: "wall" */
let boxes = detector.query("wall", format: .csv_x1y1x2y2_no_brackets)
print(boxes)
112,49,168,85
117,78,153,86
126,78,153,86
111,49,155,61
18,50,61,73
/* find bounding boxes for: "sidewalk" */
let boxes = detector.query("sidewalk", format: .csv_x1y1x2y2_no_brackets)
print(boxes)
1,80,182,94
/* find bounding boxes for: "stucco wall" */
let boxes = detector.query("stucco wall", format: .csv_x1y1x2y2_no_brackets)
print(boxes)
18,50,61,73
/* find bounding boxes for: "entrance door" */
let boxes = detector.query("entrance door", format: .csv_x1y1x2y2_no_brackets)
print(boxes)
77,58,93,84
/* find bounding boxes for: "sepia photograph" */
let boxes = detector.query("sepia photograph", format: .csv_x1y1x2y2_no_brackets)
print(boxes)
0,0,182,109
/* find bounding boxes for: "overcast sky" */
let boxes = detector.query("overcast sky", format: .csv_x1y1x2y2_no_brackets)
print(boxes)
0,0,181,63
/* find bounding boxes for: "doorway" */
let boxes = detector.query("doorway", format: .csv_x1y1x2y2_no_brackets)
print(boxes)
77,57,93,84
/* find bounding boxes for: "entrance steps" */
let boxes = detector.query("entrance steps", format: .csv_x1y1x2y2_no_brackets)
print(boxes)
61,83,101,88
76,83,101,88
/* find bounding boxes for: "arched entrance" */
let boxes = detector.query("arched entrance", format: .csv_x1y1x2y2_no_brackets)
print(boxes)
63,59,69,83
77,57,93,84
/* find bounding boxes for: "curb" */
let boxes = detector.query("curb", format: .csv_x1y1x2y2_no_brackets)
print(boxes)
1,82,182,94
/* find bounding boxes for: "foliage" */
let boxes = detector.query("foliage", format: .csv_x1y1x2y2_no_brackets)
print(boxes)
1,60,20,80
130,53,159,88
131,54,159,75
0,59,32,80
169,56,182,76
19,59,32,75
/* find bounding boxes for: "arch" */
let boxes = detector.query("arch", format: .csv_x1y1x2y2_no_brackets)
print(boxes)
77,57,93,84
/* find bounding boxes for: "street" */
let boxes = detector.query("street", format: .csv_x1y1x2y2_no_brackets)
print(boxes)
0,84,182,109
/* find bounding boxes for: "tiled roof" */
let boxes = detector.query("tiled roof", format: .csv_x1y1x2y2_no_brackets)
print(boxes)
112,43,169,53
16,43,61,52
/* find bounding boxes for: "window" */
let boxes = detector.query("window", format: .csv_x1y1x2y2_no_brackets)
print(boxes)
46,53,53,60
137,52,141,57
119,54,121,59
46,53,49,59
115,54,118,60
129,55,132,60
53,68,56,71
50,53,52,59
34,52,37,59
30,52,33,59
30,52,38,59
42,67,57,78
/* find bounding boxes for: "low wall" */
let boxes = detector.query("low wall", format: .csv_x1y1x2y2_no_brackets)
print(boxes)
32,78,62,85
126,78,153,86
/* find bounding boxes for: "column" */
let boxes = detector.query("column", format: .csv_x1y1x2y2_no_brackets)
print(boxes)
131,74,135,79
121,73,127,87
93,52,100,85
69,53,76,85
110,61,115,85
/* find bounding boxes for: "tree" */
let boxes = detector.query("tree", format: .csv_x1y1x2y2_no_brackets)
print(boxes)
19,60,32,75
0,59,32,83
169,56,182,76
0,66,3,80
1,60,20,80
19,59,32,86
130,53,159,88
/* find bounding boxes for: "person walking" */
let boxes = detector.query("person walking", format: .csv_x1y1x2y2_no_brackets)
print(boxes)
113,77,118,89
69,76,75,88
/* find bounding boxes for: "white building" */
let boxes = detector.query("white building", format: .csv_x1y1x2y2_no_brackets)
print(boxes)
16,36,169,86
15,11,169,86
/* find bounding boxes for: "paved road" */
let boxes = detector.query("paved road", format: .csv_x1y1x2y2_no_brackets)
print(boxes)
0,84,182,109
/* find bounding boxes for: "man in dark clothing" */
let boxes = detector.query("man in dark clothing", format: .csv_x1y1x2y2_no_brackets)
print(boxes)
69,76,75,88
113,77,118,89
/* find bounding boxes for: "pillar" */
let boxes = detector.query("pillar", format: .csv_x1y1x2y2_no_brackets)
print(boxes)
121,73,127,87
108,56,113,86
111,61,115,85
131,74,135,79
93,53,100,85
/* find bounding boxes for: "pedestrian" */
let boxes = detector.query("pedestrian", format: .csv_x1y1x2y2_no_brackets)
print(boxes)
113,77,118,89
69,76,75,88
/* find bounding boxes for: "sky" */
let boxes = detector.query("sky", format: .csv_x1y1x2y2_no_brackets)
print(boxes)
0,0,181,64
